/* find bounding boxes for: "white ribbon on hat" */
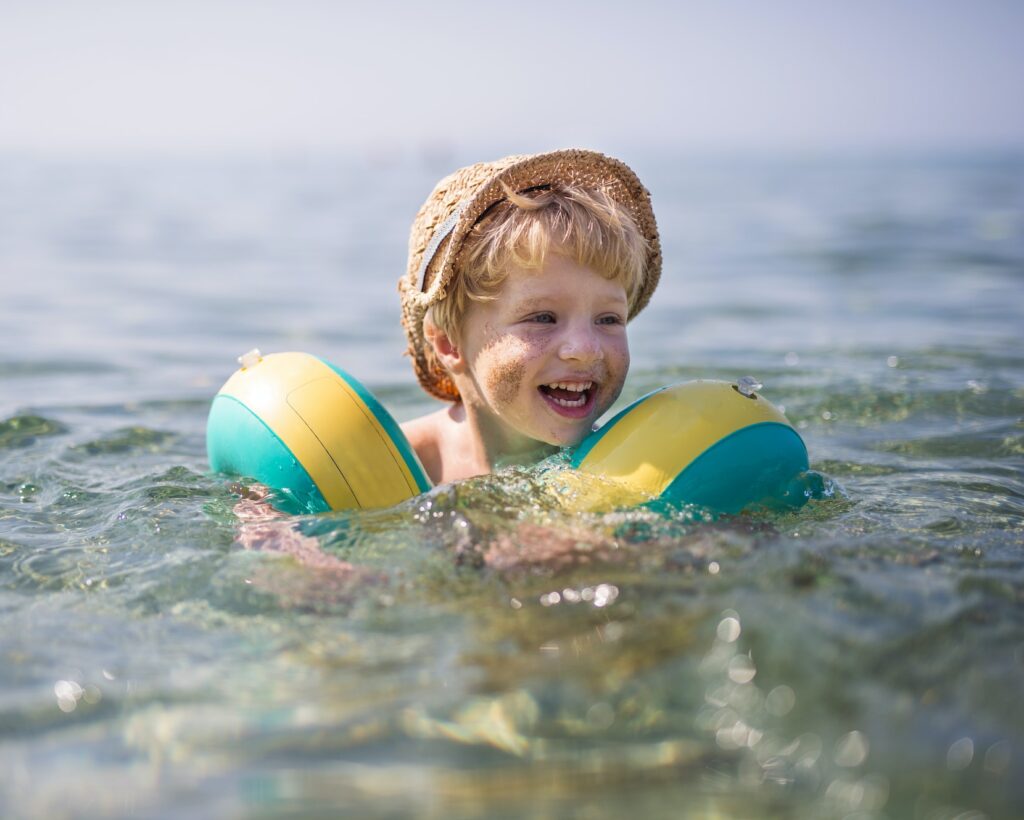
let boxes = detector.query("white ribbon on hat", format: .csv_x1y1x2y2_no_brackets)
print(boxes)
415,201,468,293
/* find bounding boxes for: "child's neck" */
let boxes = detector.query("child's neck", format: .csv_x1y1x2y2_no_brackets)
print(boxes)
402,401,559,485
449,401,557,474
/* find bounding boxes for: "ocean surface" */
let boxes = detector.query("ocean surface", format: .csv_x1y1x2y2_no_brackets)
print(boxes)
1,148,1021,819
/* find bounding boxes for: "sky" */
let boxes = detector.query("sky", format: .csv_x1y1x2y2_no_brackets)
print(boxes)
1,0,1022,156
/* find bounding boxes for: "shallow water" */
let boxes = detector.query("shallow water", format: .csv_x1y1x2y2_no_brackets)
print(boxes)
1,149,1022,819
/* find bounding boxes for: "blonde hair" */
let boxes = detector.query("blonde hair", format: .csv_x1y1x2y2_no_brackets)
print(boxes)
427,183,649,342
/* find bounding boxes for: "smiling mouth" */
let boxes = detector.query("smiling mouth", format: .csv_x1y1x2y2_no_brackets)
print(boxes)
538,381,596,417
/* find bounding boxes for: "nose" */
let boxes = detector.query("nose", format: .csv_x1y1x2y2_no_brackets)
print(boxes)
558,321,604,364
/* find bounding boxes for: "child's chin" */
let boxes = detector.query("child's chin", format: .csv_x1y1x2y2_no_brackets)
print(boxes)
542,425,592,449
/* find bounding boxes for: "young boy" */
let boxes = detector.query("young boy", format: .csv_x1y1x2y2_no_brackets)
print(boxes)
234,149,662,577
398,149,662,484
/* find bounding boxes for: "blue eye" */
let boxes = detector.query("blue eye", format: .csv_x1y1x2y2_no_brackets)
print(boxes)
530,312,556,324
597,314,624,325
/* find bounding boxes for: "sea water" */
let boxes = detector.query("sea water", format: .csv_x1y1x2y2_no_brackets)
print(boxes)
0,149,1021,818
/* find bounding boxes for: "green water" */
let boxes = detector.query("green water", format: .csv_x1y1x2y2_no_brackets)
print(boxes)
1,152,1022,818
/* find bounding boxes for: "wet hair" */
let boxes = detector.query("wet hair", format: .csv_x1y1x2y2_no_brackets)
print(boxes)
426,182,649,342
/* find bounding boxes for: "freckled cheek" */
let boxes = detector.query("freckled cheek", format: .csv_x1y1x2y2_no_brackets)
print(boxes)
607,338,630,381
475,336,542,407
487,360,525,405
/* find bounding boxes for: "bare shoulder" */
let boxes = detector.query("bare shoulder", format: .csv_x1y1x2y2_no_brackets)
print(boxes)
401,410,447,484
401,404,485,484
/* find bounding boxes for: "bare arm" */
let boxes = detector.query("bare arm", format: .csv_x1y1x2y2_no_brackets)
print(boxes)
231,483,356,574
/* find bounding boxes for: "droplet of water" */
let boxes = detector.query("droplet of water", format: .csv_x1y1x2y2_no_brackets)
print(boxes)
717,616,741,643
834,730,869,767
728,655,757,684
984,739,1011,775
54,679,83,713
946,737,974,771
765,685,796,716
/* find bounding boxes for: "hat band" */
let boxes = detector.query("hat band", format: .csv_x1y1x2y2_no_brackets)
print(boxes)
415,201,467,292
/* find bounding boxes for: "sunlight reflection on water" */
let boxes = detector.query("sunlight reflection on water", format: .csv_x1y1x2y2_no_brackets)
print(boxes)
0,150,1022,818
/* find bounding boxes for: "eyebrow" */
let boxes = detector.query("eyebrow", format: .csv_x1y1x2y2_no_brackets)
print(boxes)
510,297,551,313
509,292,627,313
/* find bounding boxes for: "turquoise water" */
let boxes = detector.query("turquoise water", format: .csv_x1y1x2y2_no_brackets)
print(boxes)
1,150,1022,818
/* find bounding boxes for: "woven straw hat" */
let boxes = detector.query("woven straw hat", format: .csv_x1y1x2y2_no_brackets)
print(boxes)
399,148,662,401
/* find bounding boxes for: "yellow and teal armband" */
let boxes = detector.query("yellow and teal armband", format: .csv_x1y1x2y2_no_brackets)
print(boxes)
206,351,431,514
572,379,809,514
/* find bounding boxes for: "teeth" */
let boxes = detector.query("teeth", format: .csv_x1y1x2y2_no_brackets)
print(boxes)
551,395,586,408
547,381,593,392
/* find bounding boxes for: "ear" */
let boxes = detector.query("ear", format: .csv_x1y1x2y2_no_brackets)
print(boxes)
424,316,466,375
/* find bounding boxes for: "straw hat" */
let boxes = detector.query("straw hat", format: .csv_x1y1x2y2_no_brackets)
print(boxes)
399,148,662,401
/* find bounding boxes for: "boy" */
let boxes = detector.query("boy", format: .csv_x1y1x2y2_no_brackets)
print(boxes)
398,149,662,484
234,149,661,575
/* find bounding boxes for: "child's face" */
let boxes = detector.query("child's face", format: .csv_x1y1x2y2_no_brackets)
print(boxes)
457,255,630,450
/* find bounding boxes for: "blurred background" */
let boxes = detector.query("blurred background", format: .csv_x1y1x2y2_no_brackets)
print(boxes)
4,0,1022,155
2,0,1022,400
2,0,1022,408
